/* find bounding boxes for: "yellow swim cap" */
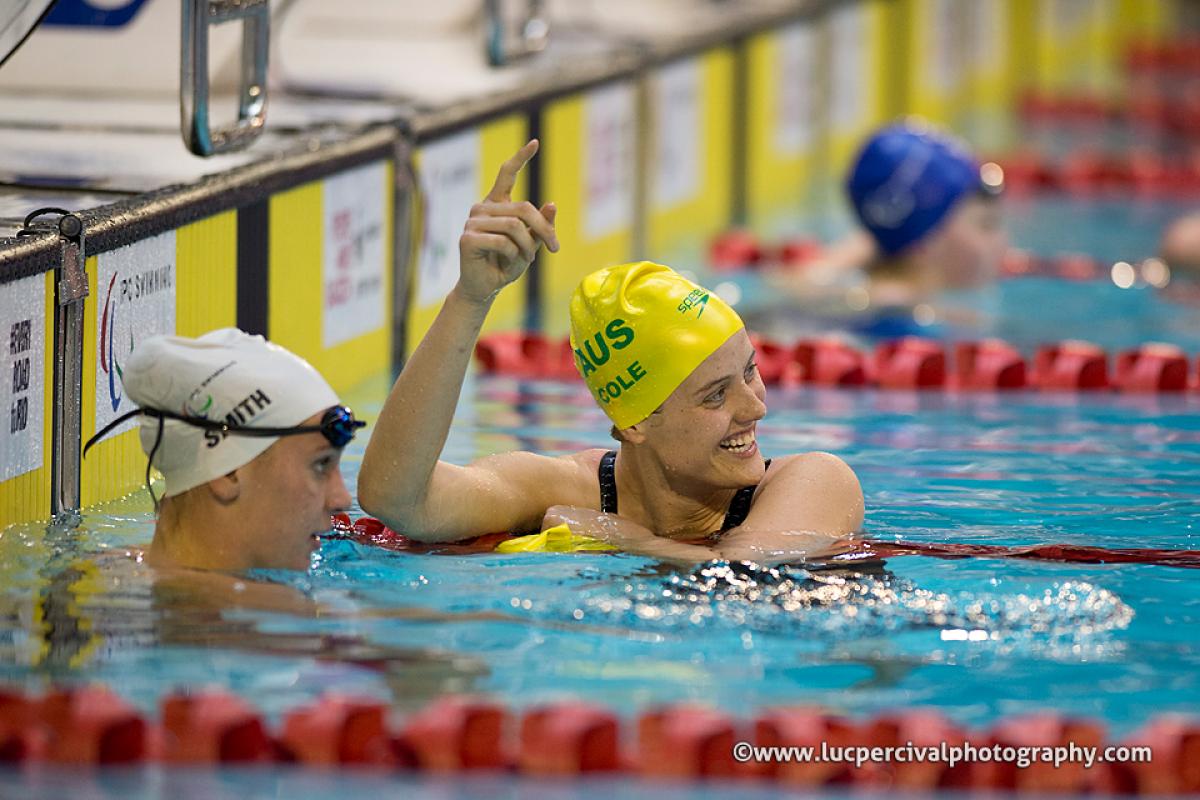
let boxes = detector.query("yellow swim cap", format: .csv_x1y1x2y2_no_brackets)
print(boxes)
569,261,744,428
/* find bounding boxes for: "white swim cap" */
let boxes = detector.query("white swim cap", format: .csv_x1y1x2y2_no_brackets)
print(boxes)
122,328,339,498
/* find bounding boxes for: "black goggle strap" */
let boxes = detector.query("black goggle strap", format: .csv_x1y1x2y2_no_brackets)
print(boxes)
82,406,364,459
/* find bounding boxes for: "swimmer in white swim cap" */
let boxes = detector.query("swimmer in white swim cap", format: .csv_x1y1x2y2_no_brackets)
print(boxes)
84,328,363,571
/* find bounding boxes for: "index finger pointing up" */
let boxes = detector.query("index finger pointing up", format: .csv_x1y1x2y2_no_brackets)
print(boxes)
486,139,539,203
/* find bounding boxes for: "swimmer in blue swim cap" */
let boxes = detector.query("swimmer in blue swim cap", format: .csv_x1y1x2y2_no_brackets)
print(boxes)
846,121,1007,317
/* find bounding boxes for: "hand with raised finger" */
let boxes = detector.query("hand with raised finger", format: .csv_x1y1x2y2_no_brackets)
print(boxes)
457,139,559,306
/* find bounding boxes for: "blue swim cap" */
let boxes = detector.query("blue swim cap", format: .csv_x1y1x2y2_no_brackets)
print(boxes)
846,123,980,256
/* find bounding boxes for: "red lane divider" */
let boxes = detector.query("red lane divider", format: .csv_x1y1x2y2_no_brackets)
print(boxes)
279,695,398,766
951,340,1027,390
520,702,621,775
638,706,740,778
710,230,824,272
1115,344,1190,392
397,696,508,771
1018,87,1200,140
873,339,946,389
998,147,1200,197
709,230,1162,284
39,686,147,765
0,688,43,762
755,708,859,785
1033,341,1109,390
863,710,969,790
867,540,1200,569
1096,716,1200,795
474,333,1200,394
161,690,273,764
329,514,1200,571
0,685,1197,795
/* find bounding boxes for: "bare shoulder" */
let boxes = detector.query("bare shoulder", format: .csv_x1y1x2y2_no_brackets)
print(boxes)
744,451,865,534
761,451,861,492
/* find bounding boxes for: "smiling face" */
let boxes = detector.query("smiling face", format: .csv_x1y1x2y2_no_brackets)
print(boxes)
627,330,767,490
233,410,353,570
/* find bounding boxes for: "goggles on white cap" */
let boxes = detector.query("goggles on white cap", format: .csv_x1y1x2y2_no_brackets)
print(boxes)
84,403,364,509
85,403,365,455
80,328,354,506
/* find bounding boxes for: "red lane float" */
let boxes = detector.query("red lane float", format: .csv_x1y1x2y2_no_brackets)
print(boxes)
754,708,858,785
520,702,620,775
873,338,946,389
279,695,397,766
953,340,1027,390
1114,344,1189,392
475,332,578,381
474,333,1200,394
0,688,42,762
709,230,765,272
793,339,868,387
1094,717,1200,795
987,714,1107,793
397,696,508,771
1,683,1199,794
777,237,824,269
638,706,739,778
160,690,272,764
863,710,968,790
39,685,147,765
339,511,1200,569
997,149,1200,197
748,334,792,384
1032,341,1109,390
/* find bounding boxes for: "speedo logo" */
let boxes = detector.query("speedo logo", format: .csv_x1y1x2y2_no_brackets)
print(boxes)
574,318,634,376
203,389,272,448
678,289,709,318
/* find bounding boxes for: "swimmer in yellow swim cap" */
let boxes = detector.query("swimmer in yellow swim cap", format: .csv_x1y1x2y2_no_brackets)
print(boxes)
359,141,863,566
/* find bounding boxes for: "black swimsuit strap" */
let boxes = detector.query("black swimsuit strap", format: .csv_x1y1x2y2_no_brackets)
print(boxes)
720,456,771,533
597,451,770,531
599,450,618,513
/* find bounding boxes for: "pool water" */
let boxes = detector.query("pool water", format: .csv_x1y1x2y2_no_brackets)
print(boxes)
1,190,1198,800
2,366,1198,737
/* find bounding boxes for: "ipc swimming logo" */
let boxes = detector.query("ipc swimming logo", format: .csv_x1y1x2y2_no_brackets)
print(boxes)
98,272,133,413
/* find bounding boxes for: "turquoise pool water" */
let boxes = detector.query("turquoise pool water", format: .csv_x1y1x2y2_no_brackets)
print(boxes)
2,369,1197,735
1,194,1198,798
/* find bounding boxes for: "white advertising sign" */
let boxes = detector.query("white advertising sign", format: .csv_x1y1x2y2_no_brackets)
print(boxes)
928,0,967,95
968,0,1005,74
584,82,637,240
95,231,176,436
0,274,45,482
322,160,389,347
652,58,701,209
829,3,867,131
416,129,480,308
776,22,819,155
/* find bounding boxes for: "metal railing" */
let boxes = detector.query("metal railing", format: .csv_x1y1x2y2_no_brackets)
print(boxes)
485,0,549,67
181,0,271,156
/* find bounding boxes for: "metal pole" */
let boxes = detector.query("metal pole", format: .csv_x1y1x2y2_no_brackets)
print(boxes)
50,214,86,528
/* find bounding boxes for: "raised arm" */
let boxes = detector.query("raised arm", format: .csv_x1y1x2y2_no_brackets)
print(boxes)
358,141,564,541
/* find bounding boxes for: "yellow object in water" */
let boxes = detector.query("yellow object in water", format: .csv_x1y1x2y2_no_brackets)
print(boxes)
494,523,617,553
569,261,744,429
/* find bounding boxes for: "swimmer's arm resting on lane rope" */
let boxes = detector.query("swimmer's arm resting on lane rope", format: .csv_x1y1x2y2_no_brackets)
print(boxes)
359,141,562,542
718,452,864,564
543,453,865,567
